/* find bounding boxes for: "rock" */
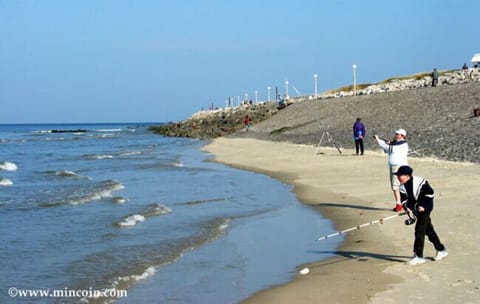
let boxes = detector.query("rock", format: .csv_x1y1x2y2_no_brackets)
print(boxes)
150,102,279,139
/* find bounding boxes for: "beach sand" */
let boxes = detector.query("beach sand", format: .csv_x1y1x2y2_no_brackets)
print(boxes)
203,137,480,304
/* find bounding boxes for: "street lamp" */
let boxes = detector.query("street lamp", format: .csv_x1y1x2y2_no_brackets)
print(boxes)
352,64,357,96
314,74,318,98
285,80,289,99
267,86,271,101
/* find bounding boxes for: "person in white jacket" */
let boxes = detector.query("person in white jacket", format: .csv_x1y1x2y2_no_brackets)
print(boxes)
374,129,409,212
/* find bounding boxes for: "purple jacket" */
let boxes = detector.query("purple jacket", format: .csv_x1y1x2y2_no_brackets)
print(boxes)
353,121,366,139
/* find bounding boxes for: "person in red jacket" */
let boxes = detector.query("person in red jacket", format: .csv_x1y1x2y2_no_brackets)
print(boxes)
243,115,251,131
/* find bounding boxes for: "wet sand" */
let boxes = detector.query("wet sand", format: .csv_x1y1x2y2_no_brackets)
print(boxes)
203,137,480,304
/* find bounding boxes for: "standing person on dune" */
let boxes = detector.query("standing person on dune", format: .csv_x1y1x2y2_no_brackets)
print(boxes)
243,115,251,132
374,129,409,212
352,118,366,155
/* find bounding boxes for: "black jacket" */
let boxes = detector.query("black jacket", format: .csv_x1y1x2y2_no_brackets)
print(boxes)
399,176,435,214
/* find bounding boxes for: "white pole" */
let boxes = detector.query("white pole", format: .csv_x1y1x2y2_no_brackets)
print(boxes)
285,80,289,99
255,90,258,103
267,86,271,101
316,212,405,241
314,74,318,98
352,64,357,96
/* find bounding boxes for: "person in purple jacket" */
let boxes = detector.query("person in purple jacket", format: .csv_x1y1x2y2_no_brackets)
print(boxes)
352,118,366,155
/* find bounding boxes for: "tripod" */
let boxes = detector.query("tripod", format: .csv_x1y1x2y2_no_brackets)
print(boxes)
315,124,342,154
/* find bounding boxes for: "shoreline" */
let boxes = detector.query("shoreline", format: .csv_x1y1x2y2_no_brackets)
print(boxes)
203,137,480,303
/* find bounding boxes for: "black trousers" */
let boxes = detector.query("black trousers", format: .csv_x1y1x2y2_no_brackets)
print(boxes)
414,213,445,257
354,139,364,154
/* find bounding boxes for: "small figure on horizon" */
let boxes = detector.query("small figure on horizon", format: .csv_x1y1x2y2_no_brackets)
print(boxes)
352,118,365,155
243,115,251,131
431,68,439,87
462,63,471,82
394,165,448,265
374,129,409,212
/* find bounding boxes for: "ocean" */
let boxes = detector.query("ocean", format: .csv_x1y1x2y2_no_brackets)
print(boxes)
0,123,340,304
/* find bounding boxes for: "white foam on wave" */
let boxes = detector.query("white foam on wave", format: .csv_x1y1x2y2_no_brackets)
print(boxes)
33,129,52,134
0,161,18,171
219,218,230,230
144,203,172,216
79,266,155,303
172,161,184,167
53,170,91,180
115,204,171,227
0,177,13,186
111,196,128,204
99,133,116,138
117,214,145,227
40,180,125,207
119,151,142,157
98,128,122,132
118,266,156,282
85,154,114,160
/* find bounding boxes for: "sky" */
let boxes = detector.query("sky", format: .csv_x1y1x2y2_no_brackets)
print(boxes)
1,0,479,124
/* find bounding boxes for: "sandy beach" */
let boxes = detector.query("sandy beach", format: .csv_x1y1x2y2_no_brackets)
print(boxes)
203,137,480,304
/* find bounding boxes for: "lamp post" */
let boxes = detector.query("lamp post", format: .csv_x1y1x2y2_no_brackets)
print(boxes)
352,64,357,96
267,86,271,101
314,74,318,98
285,80,289,99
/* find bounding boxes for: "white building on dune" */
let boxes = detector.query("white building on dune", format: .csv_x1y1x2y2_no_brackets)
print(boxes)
471,53,480,68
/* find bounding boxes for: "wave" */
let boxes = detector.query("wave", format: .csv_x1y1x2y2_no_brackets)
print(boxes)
33,129,88,134
39,180,124,207
0,161,18,171
44,170,91,180
82,154,114,160
117,151,143,157
115,203,172,227
69,217,229,304
97,128,122,132
110,196,128,204
176,197,229,206
116,214,146,227
172,160,184,167
0,177,13,186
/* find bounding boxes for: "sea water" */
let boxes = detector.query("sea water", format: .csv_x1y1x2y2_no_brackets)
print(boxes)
0,123,340,304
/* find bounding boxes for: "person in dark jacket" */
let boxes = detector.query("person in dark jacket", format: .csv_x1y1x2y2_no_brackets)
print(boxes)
395,165,448,265
352,118,366,155
431,68,439,87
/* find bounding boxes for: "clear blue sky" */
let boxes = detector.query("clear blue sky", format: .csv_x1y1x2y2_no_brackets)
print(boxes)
1,0,478,123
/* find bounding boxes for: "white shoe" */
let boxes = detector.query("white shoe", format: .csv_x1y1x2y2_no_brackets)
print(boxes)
407,255,426,265
434,250,448,261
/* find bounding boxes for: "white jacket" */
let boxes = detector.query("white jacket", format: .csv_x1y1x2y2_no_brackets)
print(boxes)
376,138,409,166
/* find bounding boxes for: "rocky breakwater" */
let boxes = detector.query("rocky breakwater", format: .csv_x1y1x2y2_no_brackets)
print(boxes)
150,102,279,139
320,68,480,98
